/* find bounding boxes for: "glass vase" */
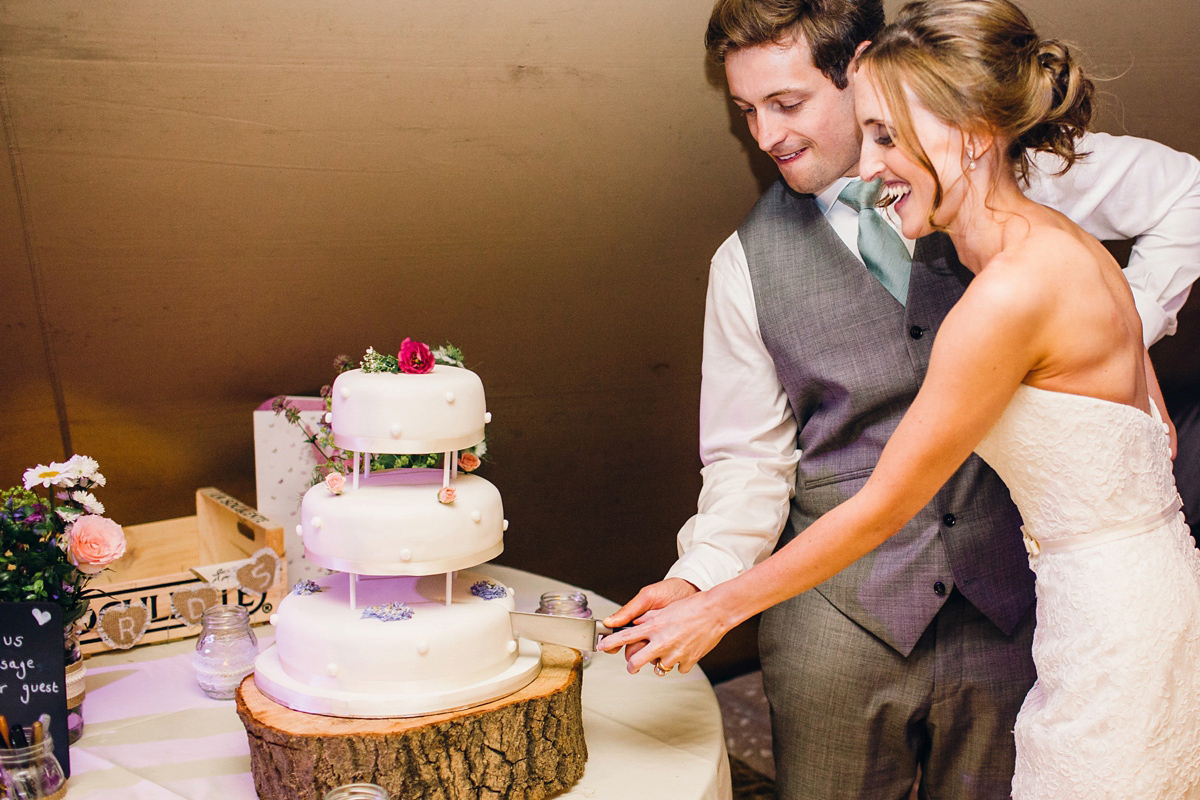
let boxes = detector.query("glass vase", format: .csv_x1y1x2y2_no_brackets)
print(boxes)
62,624,85,745
193,605,258,700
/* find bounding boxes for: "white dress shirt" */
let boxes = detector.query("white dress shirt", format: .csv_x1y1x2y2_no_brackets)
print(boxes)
666,132,1200,592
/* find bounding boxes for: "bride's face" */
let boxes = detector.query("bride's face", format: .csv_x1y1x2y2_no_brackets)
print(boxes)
855,67,971,239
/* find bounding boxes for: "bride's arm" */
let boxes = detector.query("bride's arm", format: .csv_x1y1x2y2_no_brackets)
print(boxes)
598,266,1050,673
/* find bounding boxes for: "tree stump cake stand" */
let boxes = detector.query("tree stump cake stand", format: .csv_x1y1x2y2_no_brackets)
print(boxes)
236,645,586,800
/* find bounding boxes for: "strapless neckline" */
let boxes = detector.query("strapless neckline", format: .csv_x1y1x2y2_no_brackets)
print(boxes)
1016,383,1160,429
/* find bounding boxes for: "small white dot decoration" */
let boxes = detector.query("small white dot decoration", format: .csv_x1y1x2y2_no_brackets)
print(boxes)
507,640,518,654
295,524,303,535
311,517,323,529
270,614,279,626
503,519,510,531
340,386,350,399
472,510,482,522
400,549,412,561
484,412,492,424
445,391,456,403
327,663,339,677
390,423,403,437
324,411,333,424
417,641,429,655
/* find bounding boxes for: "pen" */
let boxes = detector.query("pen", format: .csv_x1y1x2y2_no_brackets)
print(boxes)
9,722,27,749
0,714,9,748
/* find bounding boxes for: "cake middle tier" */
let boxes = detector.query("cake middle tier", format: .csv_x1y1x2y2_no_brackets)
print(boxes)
302,468,505,575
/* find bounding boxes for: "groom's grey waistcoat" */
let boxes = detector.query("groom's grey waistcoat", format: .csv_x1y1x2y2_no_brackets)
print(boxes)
741,180,1034,654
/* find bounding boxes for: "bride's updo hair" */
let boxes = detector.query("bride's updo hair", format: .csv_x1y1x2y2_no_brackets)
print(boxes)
859,0,1092,215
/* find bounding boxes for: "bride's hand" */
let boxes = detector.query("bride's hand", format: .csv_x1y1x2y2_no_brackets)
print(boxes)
597,588,731,675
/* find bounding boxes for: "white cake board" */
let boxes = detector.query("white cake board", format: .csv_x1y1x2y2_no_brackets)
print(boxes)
252,639,543,718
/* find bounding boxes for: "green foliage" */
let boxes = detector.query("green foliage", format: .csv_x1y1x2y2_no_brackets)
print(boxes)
0,488,93,627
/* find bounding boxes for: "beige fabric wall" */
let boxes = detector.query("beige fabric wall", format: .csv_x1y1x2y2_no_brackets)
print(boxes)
2,0,1196,674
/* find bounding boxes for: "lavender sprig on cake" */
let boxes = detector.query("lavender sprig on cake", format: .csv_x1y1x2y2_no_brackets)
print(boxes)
361,602,414,622
470,581,508,600
292,580,324,596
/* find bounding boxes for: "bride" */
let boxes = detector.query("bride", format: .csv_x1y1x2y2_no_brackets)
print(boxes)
599,0,1200,795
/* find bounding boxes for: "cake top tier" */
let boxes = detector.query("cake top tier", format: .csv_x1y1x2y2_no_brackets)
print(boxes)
332,365,488,454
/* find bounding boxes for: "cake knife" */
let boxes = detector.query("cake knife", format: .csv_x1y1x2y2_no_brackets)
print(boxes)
509,611,630,652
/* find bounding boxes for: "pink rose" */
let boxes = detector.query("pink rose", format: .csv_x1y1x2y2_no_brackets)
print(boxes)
457,452,481,472
398,338,434,374
67,515,126,574
325,472,346,495
437,486,457,504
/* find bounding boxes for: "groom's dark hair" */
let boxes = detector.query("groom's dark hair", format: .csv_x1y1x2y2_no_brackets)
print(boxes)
705,0,885,89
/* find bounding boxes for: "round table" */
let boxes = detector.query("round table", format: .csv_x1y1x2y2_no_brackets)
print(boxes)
64,564,733,800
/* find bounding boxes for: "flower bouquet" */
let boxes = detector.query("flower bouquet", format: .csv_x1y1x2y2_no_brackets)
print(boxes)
0,455,126,631
272,339,487,488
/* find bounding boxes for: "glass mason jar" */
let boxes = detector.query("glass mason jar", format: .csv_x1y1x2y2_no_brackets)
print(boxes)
323,784,390,800
535,591,594,666
63,624,86,744
193,605,258,700
0,731,67,800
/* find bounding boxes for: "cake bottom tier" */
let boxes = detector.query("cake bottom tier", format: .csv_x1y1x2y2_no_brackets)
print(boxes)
256,570,542,717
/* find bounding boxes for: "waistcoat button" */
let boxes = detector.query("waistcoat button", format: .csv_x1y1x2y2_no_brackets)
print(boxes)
933,581,947,596
909,325,924,339
942,513,957,527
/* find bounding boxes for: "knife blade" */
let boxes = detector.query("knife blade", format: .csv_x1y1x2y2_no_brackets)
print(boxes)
509,611,627,651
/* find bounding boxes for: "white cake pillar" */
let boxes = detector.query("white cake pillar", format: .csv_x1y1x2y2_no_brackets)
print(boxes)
352,451,361,490
349,573,357,610
442,454,452,489
445,571,453,607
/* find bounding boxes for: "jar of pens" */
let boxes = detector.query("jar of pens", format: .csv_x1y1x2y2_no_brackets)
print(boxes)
0,715,66,800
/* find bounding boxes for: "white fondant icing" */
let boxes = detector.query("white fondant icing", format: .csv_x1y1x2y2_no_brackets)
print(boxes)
507,640,517,654
417,641,429,655
327,663,338,677
472,510,482,522
302,469,503,575
390,423,402,437
503,519,509,531
331,367,486,455
445,392,455,403
270,614,279,626
271,572,519,694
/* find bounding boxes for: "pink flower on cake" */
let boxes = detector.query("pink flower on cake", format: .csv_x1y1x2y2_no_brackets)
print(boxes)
458,452,481,472
325,471,346,495
66,514,127,574
398,338,434,374
438,486,457,504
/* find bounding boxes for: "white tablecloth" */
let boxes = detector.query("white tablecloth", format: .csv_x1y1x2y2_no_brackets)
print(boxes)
64,565,733,800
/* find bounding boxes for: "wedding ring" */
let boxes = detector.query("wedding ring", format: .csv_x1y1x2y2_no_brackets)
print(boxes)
653,660,672,677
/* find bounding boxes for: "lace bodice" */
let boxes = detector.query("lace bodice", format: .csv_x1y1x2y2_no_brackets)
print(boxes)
975,383,1200,799
974,384,1176,544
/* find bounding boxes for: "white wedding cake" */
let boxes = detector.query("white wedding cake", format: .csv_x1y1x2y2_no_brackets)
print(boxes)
253,348,541,717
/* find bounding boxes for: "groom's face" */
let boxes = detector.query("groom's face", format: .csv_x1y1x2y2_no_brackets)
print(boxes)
725,35,863,195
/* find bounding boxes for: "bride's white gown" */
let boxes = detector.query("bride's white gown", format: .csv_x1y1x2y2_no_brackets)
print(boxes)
975,384,1200,799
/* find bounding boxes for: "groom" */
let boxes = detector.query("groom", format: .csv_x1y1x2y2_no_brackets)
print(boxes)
604,0,1200,797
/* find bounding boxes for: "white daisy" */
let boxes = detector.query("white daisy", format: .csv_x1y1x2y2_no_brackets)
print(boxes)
70,490,105,515
64,455,105,486
23,462,73,490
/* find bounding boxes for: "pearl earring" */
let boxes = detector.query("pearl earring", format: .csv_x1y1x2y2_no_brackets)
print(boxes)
967,148,977,171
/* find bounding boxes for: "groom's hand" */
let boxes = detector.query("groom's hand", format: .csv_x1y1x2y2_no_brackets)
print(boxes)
599,578,698,661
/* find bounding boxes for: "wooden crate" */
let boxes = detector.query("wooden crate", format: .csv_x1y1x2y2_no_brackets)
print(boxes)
78,488,287,654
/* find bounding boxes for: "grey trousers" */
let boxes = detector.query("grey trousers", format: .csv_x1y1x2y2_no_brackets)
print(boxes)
760,588,1036,800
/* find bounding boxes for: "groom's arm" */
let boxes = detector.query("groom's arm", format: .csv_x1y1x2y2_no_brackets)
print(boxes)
605,231,797,633
1025,131,1200,346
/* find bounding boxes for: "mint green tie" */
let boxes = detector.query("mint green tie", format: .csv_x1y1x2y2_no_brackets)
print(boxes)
838,178,912,305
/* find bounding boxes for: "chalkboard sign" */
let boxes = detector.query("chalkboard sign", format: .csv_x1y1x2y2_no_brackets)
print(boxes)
0,602,70,778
